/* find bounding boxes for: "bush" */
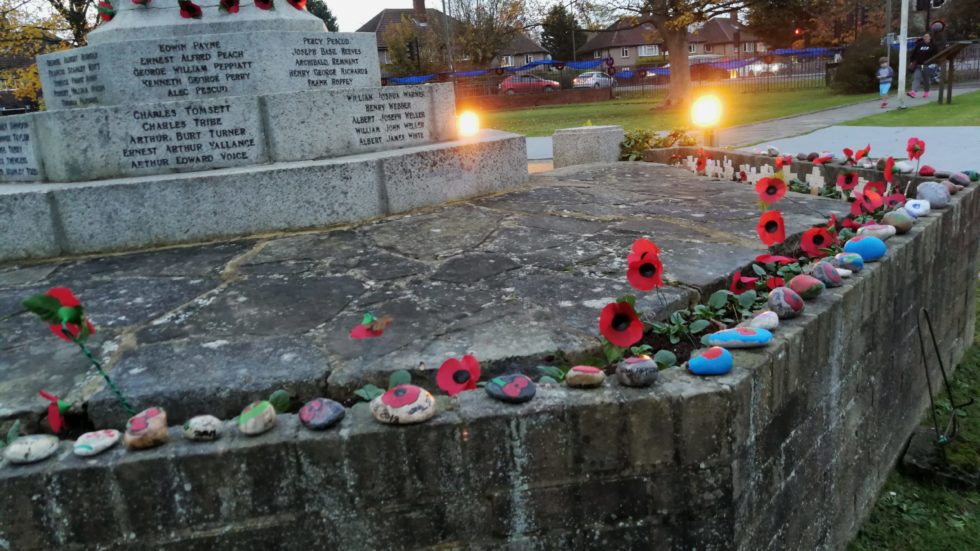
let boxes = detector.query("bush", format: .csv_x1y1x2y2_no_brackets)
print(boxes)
620,128,698,161
832,33,891,94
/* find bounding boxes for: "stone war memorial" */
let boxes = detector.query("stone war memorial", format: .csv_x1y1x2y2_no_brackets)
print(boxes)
3,3,980,551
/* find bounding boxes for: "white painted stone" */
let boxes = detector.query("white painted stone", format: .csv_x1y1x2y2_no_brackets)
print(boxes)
183,415,223,441
857,224,898,240
73,429,121,457
4,434,60,464
553,126,625,169
749,310,780,330
836,268,853,278
238,400,276,436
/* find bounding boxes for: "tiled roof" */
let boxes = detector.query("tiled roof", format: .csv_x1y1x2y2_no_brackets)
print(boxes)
577,18,661,53
691,18,762,44
356,9,456,50
498,33,549,56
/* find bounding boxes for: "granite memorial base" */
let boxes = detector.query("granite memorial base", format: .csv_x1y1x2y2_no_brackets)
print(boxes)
0,130,526,261
553,125,625,169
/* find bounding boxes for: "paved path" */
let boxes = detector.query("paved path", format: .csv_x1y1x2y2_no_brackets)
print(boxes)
0,163,846,430
719,83,980,147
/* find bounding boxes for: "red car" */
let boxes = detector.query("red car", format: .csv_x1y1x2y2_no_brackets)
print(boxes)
499,75,560,95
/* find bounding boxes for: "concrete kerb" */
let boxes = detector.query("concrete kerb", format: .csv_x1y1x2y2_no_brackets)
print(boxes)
2,168,977,549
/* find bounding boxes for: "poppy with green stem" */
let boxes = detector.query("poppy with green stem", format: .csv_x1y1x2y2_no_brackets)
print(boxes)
884,157,895,184
599,300,643,348
756,210,785,246
436,355,481,396
850,189,884,217
755,177,787,205
729,272,759,295
626,238,664,292
864,180,886,195
801,227,835,258
837,172,859,191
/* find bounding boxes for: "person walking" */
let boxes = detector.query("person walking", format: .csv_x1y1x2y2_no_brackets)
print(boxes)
907,33,935,98
877,57,895,108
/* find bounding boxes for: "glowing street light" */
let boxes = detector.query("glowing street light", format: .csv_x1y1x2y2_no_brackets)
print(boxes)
458,111,480,138
691,95,722,147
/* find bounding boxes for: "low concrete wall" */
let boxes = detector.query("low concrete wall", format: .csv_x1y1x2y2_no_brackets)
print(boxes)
553,125,625,169
2,173,978,550
458,87,611,112
0,130,527,262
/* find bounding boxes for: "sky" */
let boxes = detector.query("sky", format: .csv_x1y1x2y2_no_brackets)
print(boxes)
329,0,423,32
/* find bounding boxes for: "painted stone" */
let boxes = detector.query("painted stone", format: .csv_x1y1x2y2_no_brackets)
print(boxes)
789,274,825,299
74,429,120,457
836,268,853,278
768,287,805,319
904,199,931,218
706,327,773,348
565,365,606,388
299,398,346,430
950,172,971,186
807,152,819,162
857,224,897,241
919,165,936,176
124,407,169,450
370,385,436,424
485,374,536,404
182,415,223,441
943,180,963,195
833,252,864,272
881,210,914,234
238,401,277,436
810,261,843,288
963,170,979,182
893,160,915,173
796,152,809,161
933,171,951,180
3,434,60,464
766,146,780,156
843,235,887,262
916,181,951,209
616,356,660,387
688,347,733,376
749,310,780,330
858,158,876,169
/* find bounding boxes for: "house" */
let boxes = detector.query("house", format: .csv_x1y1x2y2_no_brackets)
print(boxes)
576,14,766,64
494,34,551,68
356,1,456,67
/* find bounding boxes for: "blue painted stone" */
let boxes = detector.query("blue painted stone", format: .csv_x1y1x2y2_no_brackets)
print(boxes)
688,347,733,376
833,253,864,272
904,199,931,218
843,235,887,262
706,327,773,348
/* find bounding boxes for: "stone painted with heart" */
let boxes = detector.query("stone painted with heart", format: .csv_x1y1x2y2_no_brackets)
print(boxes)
857,224,896,241
486,374,536,404
768,287,805,319
616,356,660,387
183,415,223,441
688,347,733,376
843,235,887,262
4,434,60,464
810,261,842,288
749,310,779,330
904,199,931,218
371,385,436,424
833,252,864,272
238,401,277,436
565,365,606,388
789,274,825,299
74,429,120,457
881,210,914,234
124,407,169,450
706,327,773,348
299,398,346,430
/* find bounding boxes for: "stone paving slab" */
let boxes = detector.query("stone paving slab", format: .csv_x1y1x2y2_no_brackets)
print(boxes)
0,162,848,428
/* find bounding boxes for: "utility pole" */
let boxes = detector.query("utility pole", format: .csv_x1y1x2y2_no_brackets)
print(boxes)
898,0,910,108
442,0,455,71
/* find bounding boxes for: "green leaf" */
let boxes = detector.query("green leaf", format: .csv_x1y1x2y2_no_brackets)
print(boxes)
361,312,377,325
76,318,92,343
653,349,677,368
388,369,412,389
689,319,711,334
630,344,654,356
701,334,712,346
354,384,385,402
603,340,625,364
738,290,757,310
57,306,83,325
536,365,566,382
539,376,559,385
751,264,767,277
21,294,62,323
268,389,290,413
669,334,680,345
707,290,730,310
6,420,21,446
617,294,636,307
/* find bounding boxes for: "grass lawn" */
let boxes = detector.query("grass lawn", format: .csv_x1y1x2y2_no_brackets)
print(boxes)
484,89,877,137
844,90,980,127
848,281,980,551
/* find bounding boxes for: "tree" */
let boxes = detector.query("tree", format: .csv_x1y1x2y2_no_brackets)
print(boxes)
749,0,889,48
382,14,449,77
307,0,339,32
1,0,70,107
41,0,95,46
449,0,525,67
540,4,588,60
943,0,980,39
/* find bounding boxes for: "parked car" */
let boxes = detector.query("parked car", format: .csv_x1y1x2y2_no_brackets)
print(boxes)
499,75,560,95
745,60,789,76
572,71,616,88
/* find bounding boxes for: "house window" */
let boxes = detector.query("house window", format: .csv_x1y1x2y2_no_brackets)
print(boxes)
525,54,534,64
640,45,660,57
621,48,630,58
593,50,602,59
743,42,755,53
688,43,697,54
501,55,513,67
704,44,713,53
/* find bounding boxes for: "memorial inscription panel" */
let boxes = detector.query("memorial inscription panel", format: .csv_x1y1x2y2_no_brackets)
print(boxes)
0,116,43,183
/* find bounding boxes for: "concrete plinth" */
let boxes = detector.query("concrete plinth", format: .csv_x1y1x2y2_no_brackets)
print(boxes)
552,125,625,169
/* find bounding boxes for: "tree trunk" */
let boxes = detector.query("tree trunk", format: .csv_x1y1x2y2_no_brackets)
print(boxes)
659,26,691,109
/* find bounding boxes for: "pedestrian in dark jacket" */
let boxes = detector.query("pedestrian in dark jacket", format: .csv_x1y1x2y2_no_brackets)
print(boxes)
908,33,935,98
